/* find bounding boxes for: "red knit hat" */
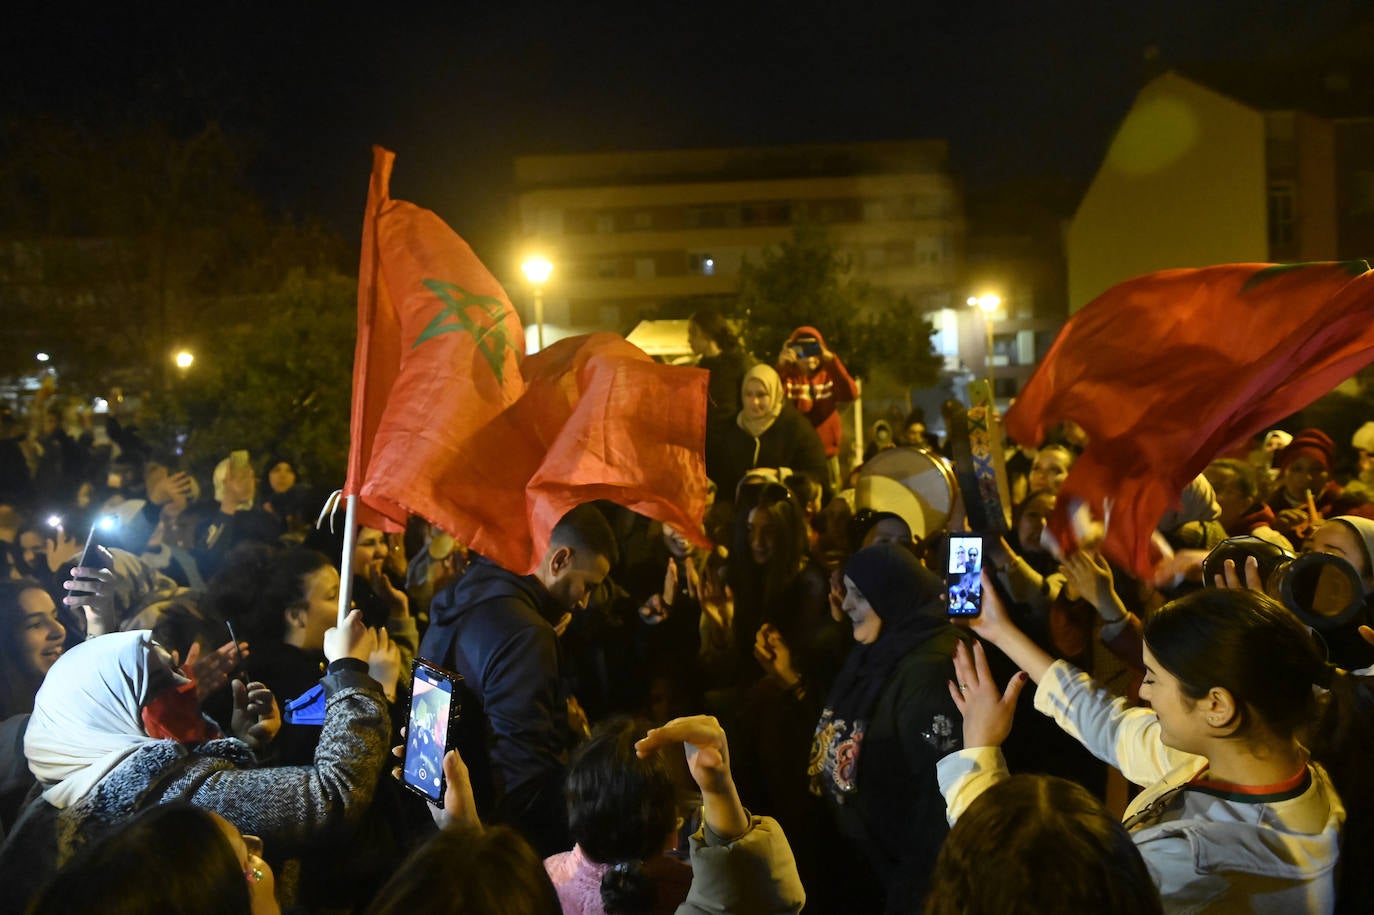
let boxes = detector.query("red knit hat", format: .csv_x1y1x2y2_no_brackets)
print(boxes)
1276,428,1334,472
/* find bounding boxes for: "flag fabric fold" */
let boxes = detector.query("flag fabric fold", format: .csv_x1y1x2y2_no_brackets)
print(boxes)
344,146,709,574
1005,260,1374,577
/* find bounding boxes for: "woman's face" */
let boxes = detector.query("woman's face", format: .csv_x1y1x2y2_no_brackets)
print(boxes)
1307,522,1373,589
353,527,390,577
841,576,883,644
1029,448,1071,494
742,379,773,421
1017,493,1056,553
13,588,65,680
267,462,296,495
747,508,777,565
293,565,342,652
1138,644,1209,755
210,813,279,915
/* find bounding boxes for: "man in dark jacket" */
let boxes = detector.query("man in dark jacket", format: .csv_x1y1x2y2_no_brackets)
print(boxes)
418,504,618,856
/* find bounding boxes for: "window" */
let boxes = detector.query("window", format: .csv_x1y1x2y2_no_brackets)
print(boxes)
595,259,619,278
634,257,656,279
1268,182,1296,248
632,211,653,229
687,253,716,276
595,214,615,234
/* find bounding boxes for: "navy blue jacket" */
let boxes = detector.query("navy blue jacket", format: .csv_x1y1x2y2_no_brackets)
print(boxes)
418,558,572,855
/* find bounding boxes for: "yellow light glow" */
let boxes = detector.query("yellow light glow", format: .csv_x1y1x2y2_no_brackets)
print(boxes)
521,257,554,285
174,351,195,369
976,294,1001,314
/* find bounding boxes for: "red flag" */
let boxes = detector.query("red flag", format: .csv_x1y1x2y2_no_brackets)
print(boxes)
1006,261,1374,578
344,147,709,573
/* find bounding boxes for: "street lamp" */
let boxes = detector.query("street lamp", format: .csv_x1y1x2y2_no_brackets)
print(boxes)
521,256,554,351
35,352,50,363
966,294,1001,378
174,350,195,370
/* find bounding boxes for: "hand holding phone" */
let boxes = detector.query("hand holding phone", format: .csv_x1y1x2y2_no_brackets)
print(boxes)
401,659,463,806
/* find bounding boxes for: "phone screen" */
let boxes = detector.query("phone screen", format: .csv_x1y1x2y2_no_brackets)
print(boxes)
946,534,984,617
403,662,457,804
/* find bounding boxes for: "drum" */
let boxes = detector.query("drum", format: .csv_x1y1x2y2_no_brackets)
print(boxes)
854,446,957,540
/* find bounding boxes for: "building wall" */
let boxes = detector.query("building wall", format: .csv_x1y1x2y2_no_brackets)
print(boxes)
1066,72,1269,312
512,143,963,335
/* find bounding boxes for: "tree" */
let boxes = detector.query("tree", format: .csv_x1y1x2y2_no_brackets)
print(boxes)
147,269,356,484
733,226,943,387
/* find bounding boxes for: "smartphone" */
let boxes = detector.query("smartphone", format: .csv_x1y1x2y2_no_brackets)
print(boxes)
401,659,463,806
946,534,984,617
791,341,822,359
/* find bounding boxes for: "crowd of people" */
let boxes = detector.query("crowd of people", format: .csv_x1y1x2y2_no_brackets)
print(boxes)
1,311,1373,913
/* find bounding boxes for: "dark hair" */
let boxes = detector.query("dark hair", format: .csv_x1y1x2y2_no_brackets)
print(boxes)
1148,588,1374,909
925,774,1161,915
1145,588,1327,738
203,543,331,645
29,803,251,915
688,308,740,352
1205,458,1258,501
783,473,820,510
566,718,678,915
366,823,561,915
0,578,56,717
744,491,809,603
551,503,620,568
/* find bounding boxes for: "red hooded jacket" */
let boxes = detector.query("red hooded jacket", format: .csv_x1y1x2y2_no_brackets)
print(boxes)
777,326,858,457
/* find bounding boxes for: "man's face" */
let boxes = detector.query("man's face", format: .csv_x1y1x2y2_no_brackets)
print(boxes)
545,549,611,611
1203,468,1250,530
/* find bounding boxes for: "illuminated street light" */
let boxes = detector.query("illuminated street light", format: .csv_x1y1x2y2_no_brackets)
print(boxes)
35,352,50,363
968,293,1002,378
174,350,195,369
521,256,554,351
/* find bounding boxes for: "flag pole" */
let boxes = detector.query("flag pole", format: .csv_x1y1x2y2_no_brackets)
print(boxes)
337,494,360,628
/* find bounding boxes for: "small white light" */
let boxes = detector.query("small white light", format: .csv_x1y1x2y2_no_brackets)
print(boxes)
47,514,63,528
97,515,119,532
36,352,50,362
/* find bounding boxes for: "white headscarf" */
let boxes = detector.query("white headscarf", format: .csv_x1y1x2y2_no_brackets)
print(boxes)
737,364,785,438
25,630,163,809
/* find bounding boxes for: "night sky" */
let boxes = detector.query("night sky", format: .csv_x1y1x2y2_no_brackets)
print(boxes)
3,0,1365,263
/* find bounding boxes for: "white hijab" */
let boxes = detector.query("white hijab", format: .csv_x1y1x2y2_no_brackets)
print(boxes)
25,630,163,809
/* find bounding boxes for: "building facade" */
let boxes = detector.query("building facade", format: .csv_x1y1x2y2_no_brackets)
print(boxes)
511,141,965,341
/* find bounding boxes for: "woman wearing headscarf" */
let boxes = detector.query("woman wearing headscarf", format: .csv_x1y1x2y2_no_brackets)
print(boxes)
808,543,970,914
0,612,389,913
704,364,828,505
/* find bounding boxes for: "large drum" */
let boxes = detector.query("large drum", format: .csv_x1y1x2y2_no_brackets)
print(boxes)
854,446,957,540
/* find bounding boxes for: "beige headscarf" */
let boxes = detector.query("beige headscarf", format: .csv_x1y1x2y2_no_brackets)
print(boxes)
737,364,785,438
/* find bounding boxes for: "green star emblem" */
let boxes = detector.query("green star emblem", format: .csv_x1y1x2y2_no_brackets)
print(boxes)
414,279,518,384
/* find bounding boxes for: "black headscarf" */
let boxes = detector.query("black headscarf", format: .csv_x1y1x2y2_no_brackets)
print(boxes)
811,543,947,802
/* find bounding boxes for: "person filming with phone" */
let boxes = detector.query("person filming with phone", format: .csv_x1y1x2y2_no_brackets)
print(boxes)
777,327,858,493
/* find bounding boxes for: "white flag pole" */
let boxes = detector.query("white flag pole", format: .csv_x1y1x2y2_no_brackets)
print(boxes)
336,494,360,628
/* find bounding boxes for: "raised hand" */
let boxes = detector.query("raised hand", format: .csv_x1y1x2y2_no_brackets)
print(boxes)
231,679,281,751
637,715,747,841
948,639,1028,749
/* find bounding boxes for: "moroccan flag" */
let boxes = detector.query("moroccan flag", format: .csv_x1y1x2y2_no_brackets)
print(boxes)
1006,261,1374,578
344,146,709,574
